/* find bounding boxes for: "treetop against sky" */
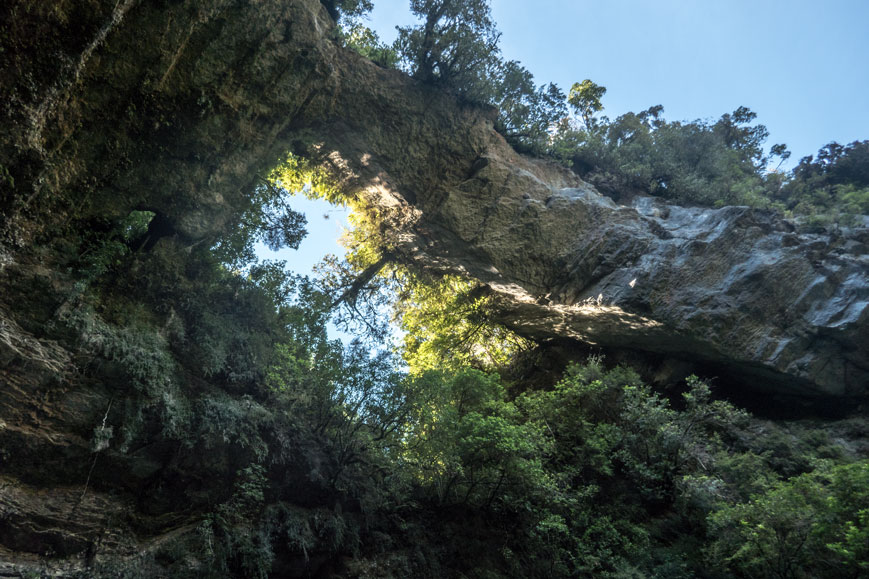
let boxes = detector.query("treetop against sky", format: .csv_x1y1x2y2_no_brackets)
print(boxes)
366,0,869,165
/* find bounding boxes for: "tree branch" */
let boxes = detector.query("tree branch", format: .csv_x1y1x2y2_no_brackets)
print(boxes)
329,252,393,310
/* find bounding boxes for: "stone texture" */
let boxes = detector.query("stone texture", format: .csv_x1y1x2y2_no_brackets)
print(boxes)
321,126,868,396
398,164,869,395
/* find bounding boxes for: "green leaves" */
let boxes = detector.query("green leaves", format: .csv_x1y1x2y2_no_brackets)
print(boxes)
396,0,501,94
568,79,607,129
553,102,787,207
340,23,399,68
395,273,531,374
394,0,564,154
493,60,566,154
399,368,549,508
782,140,869,223
708,461,869,577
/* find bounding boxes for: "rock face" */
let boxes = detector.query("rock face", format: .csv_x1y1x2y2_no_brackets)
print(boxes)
305,85,869,396
389,158,869,396
306,64,869,402
0,0,867,572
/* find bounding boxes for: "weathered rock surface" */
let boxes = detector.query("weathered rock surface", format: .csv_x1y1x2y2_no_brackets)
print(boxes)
305,49,869,401
303,77,869,396
393,161,869,396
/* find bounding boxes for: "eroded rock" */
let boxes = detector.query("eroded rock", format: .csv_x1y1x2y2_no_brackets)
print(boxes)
376,151,868,396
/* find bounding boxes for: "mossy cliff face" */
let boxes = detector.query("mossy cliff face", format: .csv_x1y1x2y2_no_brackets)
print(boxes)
0,0,867,574
1,0,338,240
0,0,349,573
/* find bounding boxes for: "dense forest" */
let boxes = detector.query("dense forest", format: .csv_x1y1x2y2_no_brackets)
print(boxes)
0,0,867,577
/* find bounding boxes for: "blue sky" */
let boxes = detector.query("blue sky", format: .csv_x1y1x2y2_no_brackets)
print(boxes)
258,195,350,276
367,0,869,164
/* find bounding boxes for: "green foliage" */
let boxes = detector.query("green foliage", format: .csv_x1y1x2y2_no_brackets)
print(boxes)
400,368,549,509
552,100,787,208
176,268,283,384
210,153,348,269
394,0,564,154
388,0,865,223
267,154,343,204
519,364,749,503
44,74,865,577
71,231,399,573
338,0,865,224
71,210,155,290
394,272,532,374
708,461,869,578
340,23,399,68
355,358,797,577
395,0,501,98
777,140,869,223
309,183,530,362
211,178,308,269
60,304,176,395
118,210,155,242
828,510,869,572
175,465,275,578
54,243,868,579
193,393,271,460
492,60,566,154
268,337,412,490
568,79,607,129
551,81,867,221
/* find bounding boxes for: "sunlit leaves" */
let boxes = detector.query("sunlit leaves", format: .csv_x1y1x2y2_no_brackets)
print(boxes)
568,79,607,130
553,101,792,208
782,140,869,223
394,272,532,374
268,153,343,204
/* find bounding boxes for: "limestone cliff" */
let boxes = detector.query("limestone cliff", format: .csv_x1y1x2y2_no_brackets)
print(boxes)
0,0,867,574
3,0,865,398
